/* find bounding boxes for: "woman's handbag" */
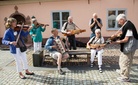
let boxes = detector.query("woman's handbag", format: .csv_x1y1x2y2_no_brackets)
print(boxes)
19,43,27,52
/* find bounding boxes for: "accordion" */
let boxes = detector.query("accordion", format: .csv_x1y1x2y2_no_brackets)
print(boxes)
54,38,68,54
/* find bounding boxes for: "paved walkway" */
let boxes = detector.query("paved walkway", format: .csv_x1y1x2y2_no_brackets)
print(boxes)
0,45,138,85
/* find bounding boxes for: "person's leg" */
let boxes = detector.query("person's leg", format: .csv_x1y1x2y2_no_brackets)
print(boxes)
121,52,135,78
117,52,135,82
97,49,104,73
72,35,76,50
34,42,37,52
20,51,34,75
97,49,104,67
67,36,72,58
12,48,25,79
38,42,42,51
72,35,77,58
90,33,95,39
50,51,64,74
62,53,69,60
90,49,96,67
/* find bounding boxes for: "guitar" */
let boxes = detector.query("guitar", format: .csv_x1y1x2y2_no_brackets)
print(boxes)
62,29,86,36
86,43,106,49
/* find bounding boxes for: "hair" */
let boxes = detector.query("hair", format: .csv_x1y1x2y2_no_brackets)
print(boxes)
68,16,73,20
93,13,97,17
95,29,101,33
95,29,101,38
51,28,57,33
5,18,17,28
116,14,127,22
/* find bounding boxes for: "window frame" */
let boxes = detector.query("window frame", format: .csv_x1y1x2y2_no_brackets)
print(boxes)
51,10,70,31
106,8,127,30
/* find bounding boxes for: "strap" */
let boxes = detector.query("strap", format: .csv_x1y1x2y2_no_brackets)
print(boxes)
64,22,68,30
16,23,24,43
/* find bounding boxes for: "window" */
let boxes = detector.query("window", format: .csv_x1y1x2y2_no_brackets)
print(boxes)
52,11,70,30
107,9,126,30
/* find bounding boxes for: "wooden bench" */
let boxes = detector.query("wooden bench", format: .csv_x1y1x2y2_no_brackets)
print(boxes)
43,50,91,66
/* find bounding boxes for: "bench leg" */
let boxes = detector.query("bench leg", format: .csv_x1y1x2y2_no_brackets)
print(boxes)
87,54,90,65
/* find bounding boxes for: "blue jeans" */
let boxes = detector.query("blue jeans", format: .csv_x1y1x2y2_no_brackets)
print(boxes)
90,33,95,39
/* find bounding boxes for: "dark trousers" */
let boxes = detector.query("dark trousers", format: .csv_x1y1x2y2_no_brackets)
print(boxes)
67,35,77,57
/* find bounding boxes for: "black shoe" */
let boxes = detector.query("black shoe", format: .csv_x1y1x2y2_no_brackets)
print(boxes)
26,72,35,75
69,56,72,59
19,75,26,79
58,69,65,75
74,55,78,59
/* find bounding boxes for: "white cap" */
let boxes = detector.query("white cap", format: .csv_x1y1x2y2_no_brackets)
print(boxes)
31,18,37,23
95,29,101,33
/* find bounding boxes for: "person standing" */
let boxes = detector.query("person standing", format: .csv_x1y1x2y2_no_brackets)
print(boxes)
89,13,103,38
2,18,34,79
30,18,48,52
61,16,78,58
112,14,138,82
45,29,69,75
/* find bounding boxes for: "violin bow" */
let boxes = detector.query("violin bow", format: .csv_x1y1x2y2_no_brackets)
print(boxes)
16,23,24,43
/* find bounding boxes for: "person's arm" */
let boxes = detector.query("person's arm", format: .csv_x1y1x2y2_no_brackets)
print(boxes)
115,36,129,44
29,28,36,37
87,37,94,47
41,25,47,32
45,38,57,50
95,19,103,28
89,19,96,29
115,30,132,44
2,31,16,46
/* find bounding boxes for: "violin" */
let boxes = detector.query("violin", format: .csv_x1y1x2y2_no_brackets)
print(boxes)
14,24,29,31
105,33,122,44
36,23,49,27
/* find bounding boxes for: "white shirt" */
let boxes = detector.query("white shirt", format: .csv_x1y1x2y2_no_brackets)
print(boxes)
125,30,133,37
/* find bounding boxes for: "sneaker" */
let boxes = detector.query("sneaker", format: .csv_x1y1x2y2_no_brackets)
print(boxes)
99,67,103,73
117,77,130,82
90,63,94,68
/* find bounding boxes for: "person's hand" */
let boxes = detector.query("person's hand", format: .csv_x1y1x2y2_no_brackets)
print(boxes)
32,34,36,37
10,41,17,46
115,40,121,44
28,26,32,31
67,31,72,35
93,18,97,22
45,24,49,26
52,45,57,49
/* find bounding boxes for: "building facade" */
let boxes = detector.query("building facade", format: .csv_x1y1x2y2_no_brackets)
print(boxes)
0,0,138,44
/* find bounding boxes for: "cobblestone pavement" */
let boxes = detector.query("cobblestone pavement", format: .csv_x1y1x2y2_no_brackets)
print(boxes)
0,44,138,85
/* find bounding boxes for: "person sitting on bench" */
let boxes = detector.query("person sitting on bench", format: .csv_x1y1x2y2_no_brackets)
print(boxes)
87,29,104,73
45,29,69,75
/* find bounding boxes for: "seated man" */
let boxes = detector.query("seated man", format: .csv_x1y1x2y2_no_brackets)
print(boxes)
45,29,69,75
87,29,104,73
